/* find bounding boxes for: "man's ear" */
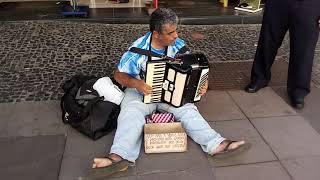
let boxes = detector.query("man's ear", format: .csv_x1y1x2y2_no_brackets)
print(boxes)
153,31,160,39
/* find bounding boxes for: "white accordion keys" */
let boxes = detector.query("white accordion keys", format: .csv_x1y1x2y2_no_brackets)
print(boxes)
143,61,166,103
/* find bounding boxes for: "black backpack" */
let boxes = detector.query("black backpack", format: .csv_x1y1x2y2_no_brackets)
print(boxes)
60,74,120,140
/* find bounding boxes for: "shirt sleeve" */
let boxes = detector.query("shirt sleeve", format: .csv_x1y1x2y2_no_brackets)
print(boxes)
116,32,151,77
117,51,141,77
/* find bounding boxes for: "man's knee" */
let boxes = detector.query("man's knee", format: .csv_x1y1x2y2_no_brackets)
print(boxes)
174,103,200,119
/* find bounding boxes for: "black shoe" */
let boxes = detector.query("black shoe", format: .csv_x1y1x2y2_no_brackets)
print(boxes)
290,97,304,109
244,81,268,93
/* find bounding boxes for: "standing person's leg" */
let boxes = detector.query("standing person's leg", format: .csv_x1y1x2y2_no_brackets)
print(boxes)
287,0,320,108
92,88,156,169
246,0,289,92
158,103,249,156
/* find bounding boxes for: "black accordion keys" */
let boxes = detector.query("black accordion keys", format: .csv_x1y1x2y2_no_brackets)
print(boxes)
143,53,209,107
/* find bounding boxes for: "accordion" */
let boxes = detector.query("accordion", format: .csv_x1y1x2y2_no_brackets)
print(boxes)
143,53,209,107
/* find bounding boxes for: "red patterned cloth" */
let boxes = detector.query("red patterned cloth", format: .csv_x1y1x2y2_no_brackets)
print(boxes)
146,112,175,123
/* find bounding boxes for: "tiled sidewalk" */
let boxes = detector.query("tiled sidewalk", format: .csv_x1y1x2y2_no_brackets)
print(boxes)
1,87,320,180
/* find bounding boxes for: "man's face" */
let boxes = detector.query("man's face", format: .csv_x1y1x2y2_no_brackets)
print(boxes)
157,23,178,46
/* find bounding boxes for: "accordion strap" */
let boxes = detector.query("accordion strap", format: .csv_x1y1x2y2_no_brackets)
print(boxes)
129,45,189,61
128,33,189,61
129,47,166,59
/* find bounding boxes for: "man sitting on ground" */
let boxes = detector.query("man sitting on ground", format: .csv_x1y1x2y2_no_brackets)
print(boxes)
88,8,250,178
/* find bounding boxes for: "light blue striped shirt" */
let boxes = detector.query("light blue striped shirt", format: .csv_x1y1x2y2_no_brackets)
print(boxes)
117,32,187,79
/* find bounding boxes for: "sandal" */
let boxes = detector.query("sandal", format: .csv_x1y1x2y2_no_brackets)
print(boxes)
85,157,130,179
212,140,251,159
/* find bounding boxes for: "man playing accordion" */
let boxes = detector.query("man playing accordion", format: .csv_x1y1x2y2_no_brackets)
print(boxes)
89,8,250,178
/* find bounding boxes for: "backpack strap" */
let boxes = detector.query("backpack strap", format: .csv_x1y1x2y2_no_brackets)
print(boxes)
81,96,104,118
60,93,68,124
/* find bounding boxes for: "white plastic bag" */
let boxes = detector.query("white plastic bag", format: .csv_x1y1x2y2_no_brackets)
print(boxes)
93,77,124,105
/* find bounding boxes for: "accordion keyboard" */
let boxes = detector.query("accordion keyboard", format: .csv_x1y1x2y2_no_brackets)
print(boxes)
144,61,166,103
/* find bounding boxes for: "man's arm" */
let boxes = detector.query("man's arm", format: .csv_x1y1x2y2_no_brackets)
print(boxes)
114,69,152,95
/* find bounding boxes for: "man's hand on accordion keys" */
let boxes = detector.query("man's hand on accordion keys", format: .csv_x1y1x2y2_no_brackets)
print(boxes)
136,80,153,95
199,80,209,96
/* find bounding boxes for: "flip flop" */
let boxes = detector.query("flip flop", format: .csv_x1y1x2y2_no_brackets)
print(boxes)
212,140,251,159
85,157,130,179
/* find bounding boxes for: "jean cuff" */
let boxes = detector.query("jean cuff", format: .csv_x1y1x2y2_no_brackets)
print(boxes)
207,137,226,155
110,145,137,163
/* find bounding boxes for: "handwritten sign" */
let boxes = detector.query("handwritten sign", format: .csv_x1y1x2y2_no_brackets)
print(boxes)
144,132,187,153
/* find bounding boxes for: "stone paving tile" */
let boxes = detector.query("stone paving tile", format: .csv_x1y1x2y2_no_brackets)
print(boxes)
281,156,320,180
228,87,297,118
138,165,215,180
271,86,291,106
62,129,215,180
61,127,137,179
0,135,65,180
137,138,214,180
251,116,320,160
59,155,138,180
59,156,92,180
299,88,320,134
207,120,276,167
63,127,116,157
214,162,292,180
136,138,209,175
272,86,320,134
109,175,139,180
0,102,16,135
196,90,246,121
0,101,66,137
0,102,16,117
209,59,289,90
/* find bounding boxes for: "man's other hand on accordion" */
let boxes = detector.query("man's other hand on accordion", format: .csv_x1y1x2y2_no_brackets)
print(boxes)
199,80,209,96
114,70,152,95
136,80,152,95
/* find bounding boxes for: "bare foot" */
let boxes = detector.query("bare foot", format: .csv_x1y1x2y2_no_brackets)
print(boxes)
87,154,129,179
92,153,123,168
211,140,246,155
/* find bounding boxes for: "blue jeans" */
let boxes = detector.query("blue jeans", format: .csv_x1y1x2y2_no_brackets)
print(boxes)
110,88,225,162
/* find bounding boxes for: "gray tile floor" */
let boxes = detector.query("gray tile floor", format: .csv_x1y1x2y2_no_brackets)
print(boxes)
1,87,320,180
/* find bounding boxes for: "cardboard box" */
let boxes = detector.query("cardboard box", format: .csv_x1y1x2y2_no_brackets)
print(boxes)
144,122,187,153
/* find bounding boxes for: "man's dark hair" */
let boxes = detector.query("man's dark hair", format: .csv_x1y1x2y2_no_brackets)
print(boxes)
149,8,178,34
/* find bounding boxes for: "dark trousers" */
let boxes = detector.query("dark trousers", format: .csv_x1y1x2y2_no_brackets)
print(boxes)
251,0,320,98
